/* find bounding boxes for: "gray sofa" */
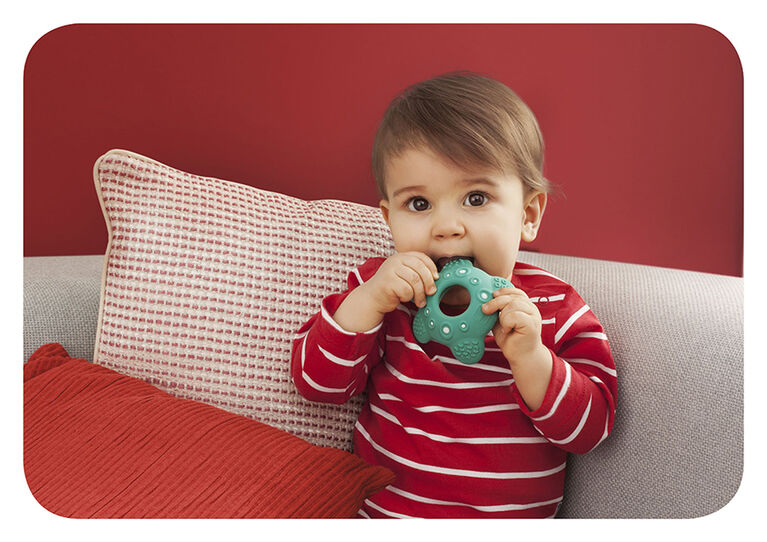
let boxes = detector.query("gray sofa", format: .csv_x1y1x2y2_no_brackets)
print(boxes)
23,251,743,519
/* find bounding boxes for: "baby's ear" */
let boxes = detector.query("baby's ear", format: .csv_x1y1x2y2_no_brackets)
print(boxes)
379,199,391,226
521,191,547,243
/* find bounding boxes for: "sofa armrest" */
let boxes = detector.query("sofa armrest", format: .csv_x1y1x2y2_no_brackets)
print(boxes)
23,255,104,362
518,251,743,518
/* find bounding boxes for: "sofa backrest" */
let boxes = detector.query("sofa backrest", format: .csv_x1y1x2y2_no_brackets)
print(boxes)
23,231,744,518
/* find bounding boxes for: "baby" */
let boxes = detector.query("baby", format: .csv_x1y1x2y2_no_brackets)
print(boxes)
291,72,617,518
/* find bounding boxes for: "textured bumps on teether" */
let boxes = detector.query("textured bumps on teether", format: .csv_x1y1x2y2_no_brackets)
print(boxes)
412,258,512,364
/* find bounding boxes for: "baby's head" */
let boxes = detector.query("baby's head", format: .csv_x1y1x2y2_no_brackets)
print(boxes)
372,72,550,281
372,71,550,199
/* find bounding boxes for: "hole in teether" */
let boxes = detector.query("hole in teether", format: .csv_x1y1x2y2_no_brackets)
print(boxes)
439,285,470,315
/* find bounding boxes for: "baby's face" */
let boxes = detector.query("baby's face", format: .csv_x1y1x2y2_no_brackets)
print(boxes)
379,146,545,283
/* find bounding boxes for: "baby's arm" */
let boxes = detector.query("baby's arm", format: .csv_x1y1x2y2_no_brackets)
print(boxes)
290,299,380,404
519,290,617,454
291,253,439,404
486,286,617,454
290,264,383,404
332,251,439,332
482,285,552,410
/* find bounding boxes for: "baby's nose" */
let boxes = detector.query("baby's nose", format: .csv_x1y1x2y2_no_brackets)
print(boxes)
432,214,465,238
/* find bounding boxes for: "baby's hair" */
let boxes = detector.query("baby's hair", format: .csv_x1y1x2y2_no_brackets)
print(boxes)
372,71,551,198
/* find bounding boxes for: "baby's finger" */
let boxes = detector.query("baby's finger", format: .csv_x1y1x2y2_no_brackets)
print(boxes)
407,251,440,281
497,306,534,334
482,294,535,316
493,286,525,298
481,296,504,314
402,254,438,296
482,292,517,313
392,276,416,304
395,267,428,307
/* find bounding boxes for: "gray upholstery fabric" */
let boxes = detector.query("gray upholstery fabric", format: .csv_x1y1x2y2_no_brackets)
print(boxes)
517,251,743,518
23,255,104,362
23,252,743,519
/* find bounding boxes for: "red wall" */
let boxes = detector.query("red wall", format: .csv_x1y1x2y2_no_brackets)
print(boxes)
24,24,743,276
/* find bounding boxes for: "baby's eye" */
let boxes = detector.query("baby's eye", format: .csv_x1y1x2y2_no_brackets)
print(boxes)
407,197,431,212
464,192,488,207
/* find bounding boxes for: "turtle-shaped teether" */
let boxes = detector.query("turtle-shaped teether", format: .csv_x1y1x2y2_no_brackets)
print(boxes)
412,258,512,364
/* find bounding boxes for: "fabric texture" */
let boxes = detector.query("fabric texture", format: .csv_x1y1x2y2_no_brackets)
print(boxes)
24,343,394,518
521,252,744,519
22,248,743,518
291,257,617,518
23,255,103,362
92,149,394,450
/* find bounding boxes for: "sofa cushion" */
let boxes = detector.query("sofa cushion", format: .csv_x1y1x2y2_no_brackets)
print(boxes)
24,343,394,518
23,254,103,362
93,149,394,450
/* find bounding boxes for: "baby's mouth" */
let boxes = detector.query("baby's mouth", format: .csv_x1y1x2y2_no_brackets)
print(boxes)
435,256,474,271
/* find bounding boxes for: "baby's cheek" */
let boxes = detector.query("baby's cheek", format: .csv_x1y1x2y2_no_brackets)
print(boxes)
390,225,419,251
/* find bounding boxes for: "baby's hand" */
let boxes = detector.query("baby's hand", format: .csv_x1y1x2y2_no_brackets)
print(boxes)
481,286,545,367
362,252,440,314
331,252,438,333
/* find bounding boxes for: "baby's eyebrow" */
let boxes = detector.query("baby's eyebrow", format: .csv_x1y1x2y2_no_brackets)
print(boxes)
391,178,497,199
392,185,426,199
462,177,498,188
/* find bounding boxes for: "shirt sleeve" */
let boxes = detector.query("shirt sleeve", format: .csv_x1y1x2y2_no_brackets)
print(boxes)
290,258,386,405
511,286,618,454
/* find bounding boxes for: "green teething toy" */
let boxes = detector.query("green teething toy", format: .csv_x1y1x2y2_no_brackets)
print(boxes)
412,258,512,364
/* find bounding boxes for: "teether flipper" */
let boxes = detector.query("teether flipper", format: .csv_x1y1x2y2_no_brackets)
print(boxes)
412,310,429,343
452,338,484,365
412,258,512,364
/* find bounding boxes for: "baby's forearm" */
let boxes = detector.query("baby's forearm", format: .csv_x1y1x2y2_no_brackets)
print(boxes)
509,344,553,411
331,284,386,333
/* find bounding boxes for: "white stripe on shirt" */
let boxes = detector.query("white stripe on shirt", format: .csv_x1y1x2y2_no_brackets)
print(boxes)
352,267,365,286
395,304,414,317
385,362,514,389
532,361,572,422
356,421,566,479
513,268,565,282
530,293,566,303
364,498,415,518
547,395,593,446
386,335,426,351
574,331,608,341
594,410,611,449
554,304,590,343
386,485,563,513
589,375,606,388
387,337,514,376
565,357,617,378
369,403,547,445
320,304,356,336
299,335,355,394
377,392,520,414
318,345,367,367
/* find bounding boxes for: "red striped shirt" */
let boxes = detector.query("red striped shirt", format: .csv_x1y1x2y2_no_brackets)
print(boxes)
291,257,617,518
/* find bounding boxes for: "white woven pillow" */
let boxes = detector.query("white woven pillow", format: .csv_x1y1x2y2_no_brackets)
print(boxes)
93,149,394,450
